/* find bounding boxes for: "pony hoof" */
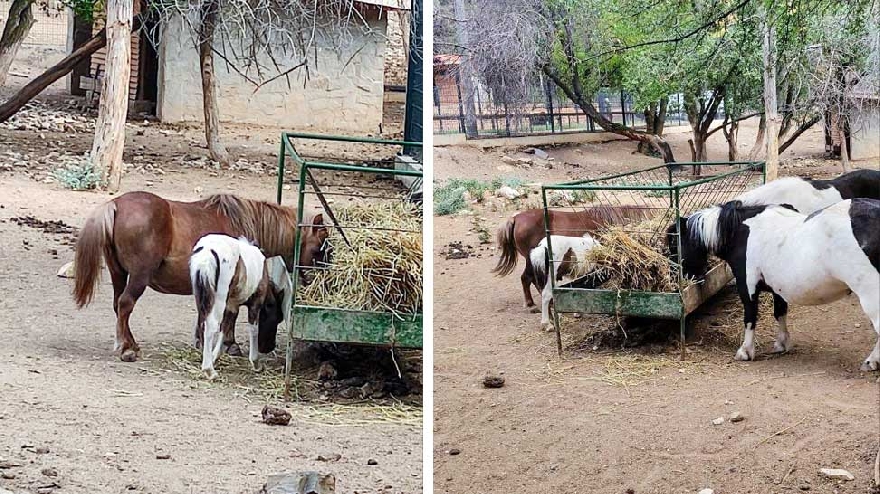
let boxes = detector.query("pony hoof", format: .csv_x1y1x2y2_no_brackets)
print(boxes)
250,360,264,373
771,341,790,354
860,360,879,372
528,306,541,314
734,347,754,361
225,343,243,357
204,369,219,380
120,350,138,362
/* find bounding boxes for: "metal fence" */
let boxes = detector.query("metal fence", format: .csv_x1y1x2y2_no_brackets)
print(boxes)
433,69,689,138
0,1,68,47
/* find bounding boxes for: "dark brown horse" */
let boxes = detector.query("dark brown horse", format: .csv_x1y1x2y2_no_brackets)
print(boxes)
73,191,329,362
492,206,653,309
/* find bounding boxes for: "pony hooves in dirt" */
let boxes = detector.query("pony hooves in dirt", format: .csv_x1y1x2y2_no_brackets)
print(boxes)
120,349,138,362
860,360,879,372
528,306,540,314
734,347,754,362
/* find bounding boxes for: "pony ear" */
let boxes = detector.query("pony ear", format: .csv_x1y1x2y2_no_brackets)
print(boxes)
312,213,329,239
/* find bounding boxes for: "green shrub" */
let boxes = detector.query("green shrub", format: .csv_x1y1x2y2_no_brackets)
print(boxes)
51,157,103,190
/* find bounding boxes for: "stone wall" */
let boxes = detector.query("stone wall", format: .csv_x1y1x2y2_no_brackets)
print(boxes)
157,14,387,133
383,10,409,87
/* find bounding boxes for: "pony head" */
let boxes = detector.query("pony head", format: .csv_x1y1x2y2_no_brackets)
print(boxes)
257,287,282,354
298,213,333,284
666,216,710,280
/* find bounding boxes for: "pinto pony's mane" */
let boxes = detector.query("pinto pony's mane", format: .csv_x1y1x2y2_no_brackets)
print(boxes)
202,195,299,256
685,201,792,254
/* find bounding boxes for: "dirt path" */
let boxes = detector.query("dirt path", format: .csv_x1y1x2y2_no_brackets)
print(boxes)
0,171,421,494
433,137,880,493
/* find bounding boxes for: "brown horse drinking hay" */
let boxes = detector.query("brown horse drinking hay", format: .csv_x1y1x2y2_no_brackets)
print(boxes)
492,206,654,310
73,191,330,362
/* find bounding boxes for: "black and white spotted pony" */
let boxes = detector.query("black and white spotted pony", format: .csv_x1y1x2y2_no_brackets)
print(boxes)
736,169,880,214
671,198,880,370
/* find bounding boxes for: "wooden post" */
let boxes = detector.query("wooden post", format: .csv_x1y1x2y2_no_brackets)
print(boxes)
761,5,780,181
90,0,133,192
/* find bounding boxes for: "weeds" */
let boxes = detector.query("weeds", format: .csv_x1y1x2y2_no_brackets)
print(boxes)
51,156,103,190
434,177,526,216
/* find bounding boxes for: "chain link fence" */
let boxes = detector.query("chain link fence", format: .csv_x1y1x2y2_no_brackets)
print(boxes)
0,0,69,47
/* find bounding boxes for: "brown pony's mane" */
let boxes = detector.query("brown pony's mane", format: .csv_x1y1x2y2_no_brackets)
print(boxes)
584,205,654,226
202,194,299,255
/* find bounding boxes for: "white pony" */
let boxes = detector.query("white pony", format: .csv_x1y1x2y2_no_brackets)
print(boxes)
735,169,880,215
529,234,601,331
677,199,879,369
190,235,292,379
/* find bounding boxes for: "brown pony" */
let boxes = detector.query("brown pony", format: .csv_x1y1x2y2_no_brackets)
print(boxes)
73,191,329,362
492,206,653,310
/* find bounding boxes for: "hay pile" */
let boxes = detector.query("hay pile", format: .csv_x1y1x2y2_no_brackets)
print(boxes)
584,216,686,292
299,201,422,314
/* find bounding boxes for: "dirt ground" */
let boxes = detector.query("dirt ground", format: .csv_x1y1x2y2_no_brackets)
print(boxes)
433,123,880,493
0,104,421,493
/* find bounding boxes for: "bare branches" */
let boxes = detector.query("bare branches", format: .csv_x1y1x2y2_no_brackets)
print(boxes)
143,0,383,91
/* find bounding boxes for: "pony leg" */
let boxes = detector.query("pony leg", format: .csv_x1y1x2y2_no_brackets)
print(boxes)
522,262,538,312
770,293,791,354
734,281,760,361
854,281,880,371
540,280,553,331
219,310,243,356
192,313,205,350
115,273,148,362
201,313,222,380
246,306,262,372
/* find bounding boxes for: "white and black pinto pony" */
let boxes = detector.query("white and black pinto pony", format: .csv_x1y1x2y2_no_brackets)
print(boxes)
670,198,880,369
529,234,602,331
190,234,293,379
736,168,880,214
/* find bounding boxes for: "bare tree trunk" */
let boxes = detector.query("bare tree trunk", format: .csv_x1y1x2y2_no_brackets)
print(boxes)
0,27,113,122
453,0,477,137
724,121,738,161
778,114,820,155
0,0,35,88
839,120,851,172
90,0,133,192
748,114,765,160
198,0,229,165
761,6,780,181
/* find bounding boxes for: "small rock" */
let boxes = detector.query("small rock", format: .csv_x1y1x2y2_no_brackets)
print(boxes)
261,405,291,426
56,261,75,278
316,454,341,462
698,490,714,494
482,376,505,388
1,472,15,479
155,454,171,460
367,459,378,465
819,468,853,481
855,323,861,328
496,186,521,200
41,467,58,477
711,417,724,426
448,448,461,456
36,446,50,454
531,148,550,159
338,387,358,399
799,485,811,491
729,412,744,423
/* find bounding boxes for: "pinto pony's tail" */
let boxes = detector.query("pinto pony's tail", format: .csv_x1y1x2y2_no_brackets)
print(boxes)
491,217,518,276
529,243,548,290
73,201,117,308
190,246,221,318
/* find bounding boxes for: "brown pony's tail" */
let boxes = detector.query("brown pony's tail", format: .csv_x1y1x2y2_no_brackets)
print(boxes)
491,217,518,276
74,201,116,308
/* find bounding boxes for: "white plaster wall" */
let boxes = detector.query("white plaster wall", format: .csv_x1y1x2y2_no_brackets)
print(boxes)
850,105,880,160
157,14,387,133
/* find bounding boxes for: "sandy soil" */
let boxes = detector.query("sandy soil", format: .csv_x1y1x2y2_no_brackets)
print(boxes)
433,126,880,493
0,109,421,493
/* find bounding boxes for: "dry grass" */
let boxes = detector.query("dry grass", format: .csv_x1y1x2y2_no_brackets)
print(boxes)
299,201,422,315
584,216,684,292
154,343,422,427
